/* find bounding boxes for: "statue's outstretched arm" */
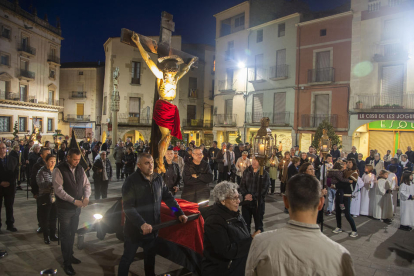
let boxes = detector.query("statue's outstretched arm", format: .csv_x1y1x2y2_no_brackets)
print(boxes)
131,33,163,79
176,57,198,81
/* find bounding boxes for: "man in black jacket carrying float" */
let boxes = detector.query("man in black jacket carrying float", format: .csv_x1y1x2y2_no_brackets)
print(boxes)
182,147,213,206
118,153,188,276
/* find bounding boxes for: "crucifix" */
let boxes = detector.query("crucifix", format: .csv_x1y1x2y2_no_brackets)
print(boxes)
120,12,198,173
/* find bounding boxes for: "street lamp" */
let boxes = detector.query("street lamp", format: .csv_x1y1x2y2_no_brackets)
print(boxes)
318,129,331,232
238,61,246,69
253,118,274,208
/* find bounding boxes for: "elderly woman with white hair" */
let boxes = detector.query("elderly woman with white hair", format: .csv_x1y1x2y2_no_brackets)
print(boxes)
201,181,260,276
370,153,384,175
92,151,113,200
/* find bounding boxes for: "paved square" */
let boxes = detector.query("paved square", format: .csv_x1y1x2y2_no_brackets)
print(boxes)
0,178,413,275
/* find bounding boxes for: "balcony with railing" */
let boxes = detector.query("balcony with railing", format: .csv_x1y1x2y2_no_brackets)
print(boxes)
47,55,60,65
17,43,36,56
17,69,35,80
373,43,409,62
188,89,198,99
69,91,87,99
246,112,291,126
0,91,14,100
181,119,213,129
351,93,414,110
218,79,237,93
307,67,335,84
117,113,151,126
301,114,340,129
269,64,288,80
248,67,267,83
96,116,102,125
214,114,237,126
66,114,91,122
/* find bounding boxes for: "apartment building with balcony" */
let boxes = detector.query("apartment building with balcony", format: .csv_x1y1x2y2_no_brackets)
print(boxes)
59,62,105,140
179,44,215,146
295,11,352,151
349,0,414,157
0,0,62,140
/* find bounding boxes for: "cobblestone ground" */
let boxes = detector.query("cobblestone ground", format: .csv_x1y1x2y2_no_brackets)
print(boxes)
0,177,413,275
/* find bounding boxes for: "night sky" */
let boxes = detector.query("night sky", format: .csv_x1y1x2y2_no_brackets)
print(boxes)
19,0,349,63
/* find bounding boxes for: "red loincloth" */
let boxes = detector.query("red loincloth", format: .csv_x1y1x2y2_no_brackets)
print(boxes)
153,99,182,140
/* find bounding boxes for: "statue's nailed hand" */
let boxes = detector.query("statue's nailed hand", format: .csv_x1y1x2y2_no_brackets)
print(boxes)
131,32,140,44
189,57,198,65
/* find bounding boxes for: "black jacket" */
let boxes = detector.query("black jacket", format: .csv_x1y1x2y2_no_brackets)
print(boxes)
92,158,113,180
240,166,270,206
0,155,18,186
330,149,341,163
201,204,252,276
30,157,45,195
287,163,298,180
182,160,213,203
347,152,358,161
122,152,136,174
122,169,184,242
162,161,182,194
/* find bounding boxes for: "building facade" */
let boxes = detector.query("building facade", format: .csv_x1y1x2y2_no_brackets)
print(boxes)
101,36,214,146
0,0,62,141
58,62,104,140
295,11,352,152
349,0,414,158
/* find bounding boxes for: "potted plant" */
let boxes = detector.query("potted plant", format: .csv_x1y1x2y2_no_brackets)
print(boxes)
356,101,363,109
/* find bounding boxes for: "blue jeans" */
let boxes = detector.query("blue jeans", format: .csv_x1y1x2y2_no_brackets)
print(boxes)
327,188,336,212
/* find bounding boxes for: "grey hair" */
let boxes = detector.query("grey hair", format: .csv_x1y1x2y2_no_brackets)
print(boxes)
374,153,380,157
31,144,40,151
212,181,239,203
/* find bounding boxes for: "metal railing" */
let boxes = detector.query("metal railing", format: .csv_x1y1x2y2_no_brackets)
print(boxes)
204,120,213,128
0,91,15,100
389,0,414,7
188,89,198,98
17,43,36,55
248,67,267,82
70,91,87,99
368,1,381,12
18,69,35,79
96,116,102,124
373,44,408,62
246,112,291,126
117,113,151,126
131,77,140,84
214,114,237,126
218,79,237,92
351,93,414,109
269,64,288,79
307,67,335,83
66,115,91,122
182,119,203,127
47,55,60,64
301,114,338,128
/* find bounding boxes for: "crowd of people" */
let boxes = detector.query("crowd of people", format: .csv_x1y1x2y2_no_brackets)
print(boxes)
1,135,414,276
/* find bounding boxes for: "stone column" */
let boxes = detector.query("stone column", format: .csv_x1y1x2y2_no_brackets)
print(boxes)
109,68,120,164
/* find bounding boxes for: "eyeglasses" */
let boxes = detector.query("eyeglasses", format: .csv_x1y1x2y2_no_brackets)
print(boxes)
228,195,241,202
193,153,203,156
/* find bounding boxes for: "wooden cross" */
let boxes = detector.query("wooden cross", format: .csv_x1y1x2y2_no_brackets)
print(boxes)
120,11,198,160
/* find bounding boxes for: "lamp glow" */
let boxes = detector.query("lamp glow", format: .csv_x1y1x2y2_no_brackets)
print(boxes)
93,214,103,220
237,62,246,69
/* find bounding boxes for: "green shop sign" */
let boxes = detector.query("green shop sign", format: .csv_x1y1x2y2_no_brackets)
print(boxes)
369,120,414,130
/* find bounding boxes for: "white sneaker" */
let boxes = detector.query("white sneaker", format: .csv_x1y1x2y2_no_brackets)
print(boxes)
350,231,358,238
332,228,343,234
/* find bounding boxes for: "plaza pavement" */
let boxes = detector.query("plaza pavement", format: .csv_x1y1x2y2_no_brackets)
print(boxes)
0,176,414,275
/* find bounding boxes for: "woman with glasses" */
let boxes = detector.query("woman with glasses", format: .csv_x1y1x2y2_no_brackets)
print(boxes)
201,181,260,276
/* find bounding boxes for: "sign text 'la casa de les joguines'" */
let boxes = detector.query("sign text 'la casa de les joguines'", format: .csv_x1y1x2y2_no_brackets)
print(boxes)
369,120,414,131
358,113,414,120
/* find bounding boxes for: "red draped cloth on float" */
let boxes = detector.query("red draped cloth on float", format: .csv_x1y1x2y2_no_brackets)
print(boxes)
159,199,204,256
153,99,182,140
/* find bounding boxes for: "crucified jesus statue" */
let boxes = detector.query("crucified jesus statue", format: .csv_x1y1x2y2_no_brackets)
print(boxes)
131,33,197,173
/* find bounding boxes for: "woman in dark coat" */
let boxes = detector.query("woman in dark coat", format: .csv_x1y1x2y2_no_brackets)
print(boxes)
201,181,260,276
122,147,136,178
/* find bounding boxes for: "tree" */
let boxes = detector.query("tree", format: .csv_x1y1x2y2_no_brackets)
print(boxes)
12,121,18,139
235,130,242,144
311,120,341,152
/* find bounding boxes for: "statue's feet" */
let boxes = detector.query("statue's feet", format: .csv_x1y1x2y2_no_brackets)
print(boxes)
156,160,166,174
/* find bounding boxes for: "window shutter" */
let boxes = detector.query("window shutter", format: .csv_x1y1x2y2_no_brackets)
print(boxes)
369,131,394,156
129,97,140,114
315,94,329,115
276,49,286,67
316,51,330,69
225,99,233,115
253,94,264,123
273,92,286,124
76,103,84,116
382,65,403,104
